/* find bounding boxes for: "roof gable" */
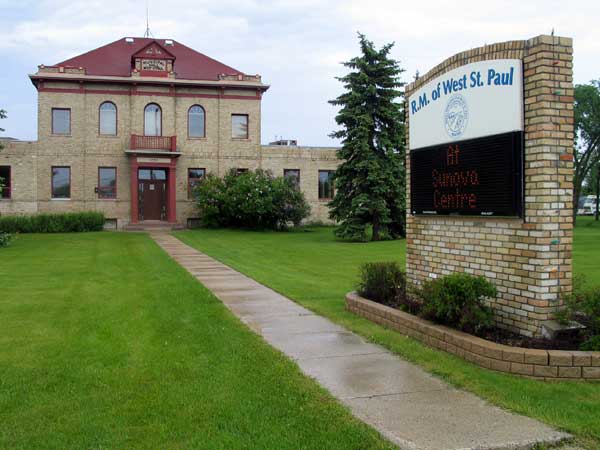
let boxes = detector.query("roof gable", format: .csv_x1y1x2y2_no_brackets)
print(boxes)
132,40,175,60
56,37,243,81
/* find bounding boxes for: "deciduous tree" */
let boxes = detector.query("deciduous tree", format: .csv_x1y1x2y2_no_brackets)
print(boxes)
574,81,600,223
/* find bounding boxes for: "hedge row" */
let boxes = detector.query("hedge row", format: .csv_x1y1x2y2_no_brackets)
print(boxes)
0,212,105,233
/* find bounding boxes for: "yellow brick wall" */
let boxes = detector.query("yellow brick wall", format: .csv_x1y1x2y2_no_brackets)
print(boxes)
404,35,574,337
261,145,340,223
0,141,38,215
2,80,340,226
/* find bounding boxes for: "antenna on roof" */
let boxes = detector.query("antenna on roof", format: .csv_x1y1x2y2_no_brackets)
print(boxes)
144,0,154,38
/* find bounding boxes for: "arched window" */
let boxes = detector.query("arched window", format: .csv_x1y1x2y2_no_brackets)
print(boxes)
144,103,162,136
188,105,205,138
99,102,117,135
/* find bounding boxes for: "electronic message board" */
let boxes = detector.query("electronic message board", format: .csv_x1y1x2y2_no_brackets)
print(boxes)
408,59,524,217
410,131,523,217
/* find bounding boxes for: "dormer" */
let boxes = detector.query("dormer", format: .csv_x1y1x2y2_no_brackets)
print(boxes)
131,40,175,78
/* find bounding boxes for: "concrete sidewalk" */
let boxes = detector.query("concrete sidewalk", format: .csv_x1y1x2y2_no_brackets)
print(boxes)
152,233,570,450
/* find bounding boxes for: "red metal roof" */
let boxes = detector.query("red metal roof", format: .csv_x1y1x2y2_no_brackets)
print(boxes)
57,37,243,81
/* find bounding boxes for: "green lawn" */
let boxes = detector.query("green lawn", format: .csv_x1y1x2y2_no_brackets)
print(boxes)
175,223,600,448
0,233,393,450
573,216,600,284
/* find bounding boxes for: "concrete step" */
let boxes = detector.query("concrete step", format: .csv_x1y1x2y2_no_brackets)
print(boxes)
123,222,185,232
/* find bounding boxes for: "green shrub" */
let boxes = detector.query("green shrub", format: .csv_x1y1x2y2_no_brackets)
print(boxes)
558,275,600,349
357,262,407,308
302,220,328,228
566,280,600,334
0,212,105,233
416,273,496,334
195,169,310,230
0,231,13,247
581,335,600,351
193,174,227,228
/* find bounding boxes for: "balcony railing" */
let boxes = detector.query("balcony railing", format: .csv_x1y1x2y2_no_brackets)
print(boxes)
130,134,177,151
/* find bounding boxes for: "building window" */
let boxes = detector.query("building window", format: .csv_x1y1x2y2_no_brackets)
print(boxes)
98,167,117,199
188,105,206,138
231,114,248,139
0,166,10,199
235,168,249,175
52,166,71,199
284,169,300,189
138,168,166,180
188,168,206,199
99,102,117,135
318,170,335,199
52,108,71,135
144,103,162,136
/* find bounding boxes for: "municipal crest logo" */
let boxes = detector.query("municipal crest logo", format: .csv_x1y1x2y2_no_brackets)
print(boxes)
444,94,469,139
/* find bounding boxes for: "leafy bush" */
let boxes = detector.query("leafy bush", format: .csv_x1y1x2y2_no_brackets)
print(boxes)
195,169,310,230
415,273,496,334
557,275,600,350
581,335,600,351
0,231,13,247
302,220,328,228
357,262,407,308
0,212,105,233
193,174,227,228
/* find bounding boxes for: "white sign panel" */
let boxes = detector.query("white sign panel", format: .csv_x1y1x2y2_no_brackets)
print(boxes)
408,59,523,149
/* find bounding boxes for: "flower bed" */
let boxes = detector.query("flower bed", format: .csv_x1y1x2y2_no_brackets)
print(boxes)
346,291,600,380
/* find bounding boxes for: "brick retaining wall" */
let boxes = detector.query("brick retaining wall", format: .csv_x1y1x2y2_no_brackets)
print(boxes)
346,292,600,380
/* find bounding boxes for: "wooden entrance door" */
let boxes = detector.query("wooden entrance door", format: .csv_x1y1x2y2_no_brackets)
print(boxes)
138,168,167,221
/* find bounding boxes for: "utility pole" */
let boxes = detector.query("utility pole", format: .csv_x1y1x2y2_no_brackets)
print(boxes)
596,165,600,221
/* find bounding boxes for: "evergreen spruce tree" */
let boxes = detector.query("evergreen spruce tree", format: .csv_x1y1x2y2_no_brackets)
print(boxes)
328,34,406,241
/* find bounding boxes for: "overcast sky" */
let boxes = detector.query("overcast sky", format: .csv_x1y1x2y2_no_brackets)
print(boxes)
0,0,598,145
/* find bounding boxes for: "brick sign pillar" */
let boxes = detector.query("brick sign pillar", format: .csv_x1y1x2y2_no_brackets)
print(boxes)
405,35,574,337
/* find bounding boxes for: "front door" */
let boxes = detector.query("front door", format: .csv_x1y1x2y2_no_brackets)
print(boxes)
138,168,167,221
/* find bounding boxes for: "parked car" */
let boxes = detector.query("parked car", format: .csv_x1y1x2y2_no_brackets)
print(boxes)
578,195,598,216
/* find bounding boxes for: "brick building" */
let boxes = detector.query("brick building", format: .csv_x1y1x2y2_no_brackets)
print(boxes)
0,37,340,227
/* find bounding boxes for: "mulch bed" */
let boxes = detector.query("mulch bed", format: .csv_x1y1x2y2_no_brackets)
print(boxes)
392,299,587,351
479,327,583,350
